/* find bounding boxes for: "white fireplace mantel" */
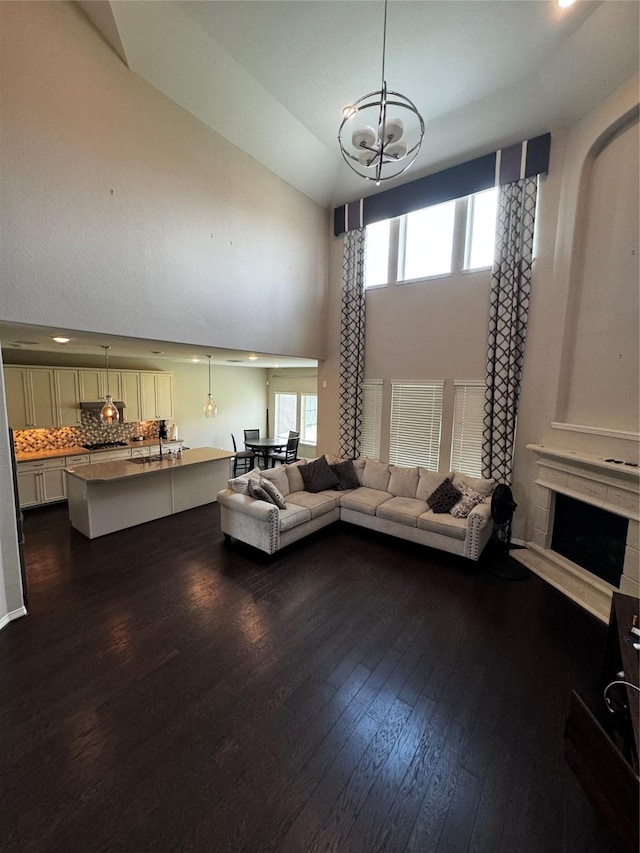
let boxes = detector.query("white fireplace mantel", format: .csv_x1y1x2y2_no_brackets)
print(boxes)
514,444,639,622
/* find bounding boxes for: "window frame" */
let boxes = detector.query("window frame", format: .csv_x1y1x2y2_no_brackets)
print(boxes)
463,187,499,272
300,393,318,445
274,392,298,439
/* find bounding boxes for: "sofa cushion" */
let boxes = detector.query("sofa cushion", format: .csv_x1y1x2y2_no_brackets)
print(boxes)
426,479,462,514
340,487,393,516
300,455,340,493
376,496,426,527
286,491,337,519
452,473,496,497
228,466,261,495
331,459,360,490
388,465,419,498
415,469,453,502
417,510,467,540
362,459,391,492
284,460,307,494
278,503,312,531
352,458,366,484
248,478,277,505
261,465,289,497
259,477,287,509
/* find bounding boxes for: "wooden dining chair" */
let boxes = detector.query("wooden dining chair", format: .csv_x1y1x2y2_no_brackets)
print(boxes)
270,436,299,467
231,434,255,476
243,429,259,447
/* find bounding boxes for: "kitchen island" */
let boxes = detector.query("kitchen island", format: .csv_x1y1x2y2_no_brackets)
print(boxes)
66,447,234,539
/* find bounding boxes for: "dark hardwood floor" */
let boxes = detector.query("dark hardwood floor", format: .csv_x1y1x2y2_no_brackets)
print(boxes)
0,502,620,852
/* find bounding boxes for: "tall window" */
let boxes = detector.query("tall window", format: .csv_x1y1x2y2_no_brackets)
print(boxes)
450,382,485,478
464,187,499,270
364,220,391,289
360,381,383,459
389,382,443,470
274,392,297,437
300,394,317,444
399,200,456,281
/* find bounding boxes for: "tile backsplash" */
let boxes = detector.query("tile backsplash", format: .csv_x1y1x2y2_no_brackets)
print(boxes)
13,412,159,453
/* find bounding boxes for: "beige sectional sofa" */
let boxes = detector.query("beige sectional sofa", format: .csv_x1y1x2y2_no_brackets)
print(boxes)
217,456,495,561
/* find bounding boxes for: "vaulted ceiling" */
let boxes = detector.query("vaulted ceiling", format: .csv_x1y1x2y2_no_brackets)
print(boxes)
79,1,639,209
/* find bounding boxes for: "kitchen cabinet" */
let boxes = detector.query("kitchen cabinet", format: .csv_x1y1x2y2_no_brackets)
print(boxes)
17,458,66,508
79,369,122,403
54,369,81,426
140,373,173,420
5,367,56,428
121,371,141,422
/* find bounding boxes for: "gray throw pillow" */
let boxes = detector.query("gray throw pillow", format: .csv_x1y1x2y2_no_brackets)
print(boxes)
427,478,462,514
259,477,287,509
248,478,277,505
300,455,340,493
330,460,360,490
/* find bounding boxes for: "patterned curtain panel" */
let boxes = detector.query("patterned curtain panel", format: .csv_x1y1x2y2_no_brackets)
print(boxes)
483,176,538,485
339,228,366,459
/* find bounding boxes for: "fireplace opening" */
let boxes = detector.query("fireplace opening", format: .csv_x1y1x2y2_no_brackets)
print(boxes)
551,493,628,587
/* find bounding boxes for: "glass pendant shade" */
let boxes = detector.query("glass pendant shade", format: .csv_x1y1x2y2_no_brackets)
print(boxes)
204,394,217,418
203,355,217,417
100,395,120,425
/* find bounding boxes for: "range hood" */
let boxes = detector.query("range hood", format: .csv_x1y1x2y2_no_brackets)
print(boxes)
79,401,126,410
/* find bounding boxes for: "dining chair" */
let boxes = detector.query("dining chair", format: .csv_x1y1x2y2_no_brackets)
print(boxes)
288,430,299,439
270,436,299,467
231,434,255,476
243,429,260,446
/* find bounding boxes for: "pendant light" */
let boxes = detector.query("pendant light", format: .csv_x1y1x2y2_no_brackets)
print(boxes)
338,0,424,185
100,345,119,426
204,355,217,418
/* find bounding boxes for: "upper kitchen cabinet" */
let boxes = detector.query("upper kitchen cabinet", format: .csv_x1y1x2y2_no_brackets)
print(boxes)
78,370,122,403
54,369,81,426
140,373,173,420
5,367,56,428
121,371,141,423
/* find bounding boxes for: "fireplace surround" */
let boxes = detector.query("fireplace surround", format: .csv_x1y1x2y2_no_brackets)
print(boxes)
517,445,639,622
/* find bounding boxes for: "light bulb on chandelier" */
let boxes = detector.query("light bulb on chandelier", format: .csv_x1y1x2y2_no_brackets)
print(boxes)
338,0,424,185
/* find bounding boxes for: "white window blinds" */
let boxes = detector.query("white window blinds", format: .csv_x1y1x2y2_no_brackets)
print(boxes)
450,382,485,478
360,381,383,459
389,382,443,470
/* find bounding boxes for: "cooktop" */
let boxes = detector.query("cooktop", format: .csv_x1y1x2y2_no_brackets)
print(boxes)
81,441,129,451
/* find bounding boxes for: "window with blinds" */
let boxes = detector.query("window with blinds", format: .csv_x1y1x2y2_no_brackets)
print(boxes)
360,381,383,459
450,382,485,478
389,382,443,470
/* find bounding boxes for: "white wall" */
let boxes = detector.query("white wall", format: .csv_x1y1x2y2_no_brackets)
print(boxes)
0,1,329,359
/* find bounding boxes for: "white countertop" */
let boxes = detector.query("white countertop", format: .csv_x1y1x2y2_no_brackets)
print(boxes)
16,438,183,463
65,447,233,483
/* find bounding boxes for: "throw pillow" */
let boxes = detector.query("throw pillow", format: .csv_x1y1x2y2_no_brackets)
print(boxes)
229,466,262,495
259,477,287,509
248,478,277,505
352,457,366,484
299,455,340,493
416,469,454,502
330,460,360,490
452,472,495,497
284,459,306,494
260,464,289,497
426,478,462,514
450,484,485,519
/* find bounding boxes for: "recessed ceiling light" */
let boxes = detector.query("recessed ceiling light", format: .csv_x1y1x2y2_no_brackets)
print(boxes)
557,0,576,7
274,363,280,368
52,336,70,344
247,355,259,361
150,350,164,355
192,358,201,363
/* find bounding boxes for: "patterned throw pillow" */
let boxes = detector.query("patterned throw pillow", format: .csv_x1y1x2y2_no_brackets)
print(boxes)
248,478,277,505
426,478,462,514
450,482,486,518
259,477,287,509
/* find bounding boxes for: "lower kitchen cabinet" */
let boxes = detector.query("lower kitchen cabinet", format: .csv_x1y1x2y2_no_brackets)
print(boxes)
17,458,67,508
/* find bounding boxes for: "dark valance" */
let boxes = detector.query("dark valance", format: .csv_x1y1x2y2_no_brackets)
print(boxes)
334,133,550,236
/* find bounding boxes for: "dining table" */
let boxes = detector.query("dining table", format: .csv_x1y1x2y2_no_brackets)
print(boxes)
243,436,288,469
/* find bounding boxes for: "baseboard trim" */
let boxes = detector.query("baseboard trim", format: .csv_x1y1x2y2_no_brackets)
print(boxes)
0,605,28,631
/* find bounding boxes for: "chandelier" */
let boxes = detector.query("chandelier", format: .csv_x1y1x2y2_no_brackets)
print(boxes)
203,355,217,418
338,0,425,185
99,345,119,426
